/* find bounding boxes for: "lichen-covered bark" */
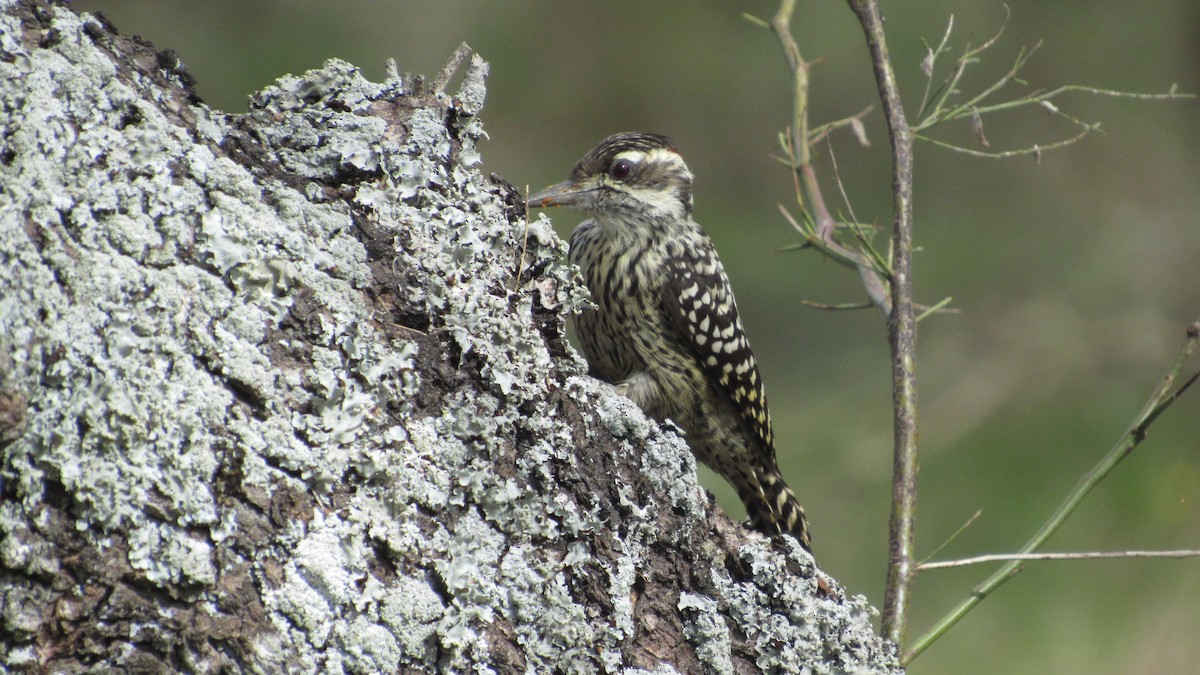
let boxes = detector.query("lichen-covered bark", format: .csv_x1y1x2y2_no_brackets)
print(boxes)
0,1,901,672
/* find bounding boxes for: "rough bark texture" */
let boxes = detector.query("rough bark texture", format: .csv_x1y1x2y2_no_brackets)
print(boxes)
0,1,901,672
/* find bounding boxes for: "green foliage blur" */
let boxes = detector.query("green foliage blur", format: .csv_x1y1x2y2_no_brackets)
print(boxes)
74,1,1200,672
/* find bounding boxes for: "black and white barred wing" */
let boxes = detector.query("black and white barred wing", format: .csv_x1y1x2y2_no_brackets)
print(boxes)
660,250,776,454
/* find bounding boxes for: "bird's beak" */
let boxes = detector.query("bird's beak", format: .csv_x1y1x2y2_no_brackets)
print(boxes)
526,178,599,209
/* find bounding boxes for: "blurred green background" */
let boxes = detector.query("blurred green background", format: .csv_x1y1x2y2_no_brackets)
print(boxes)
72,1,1199,672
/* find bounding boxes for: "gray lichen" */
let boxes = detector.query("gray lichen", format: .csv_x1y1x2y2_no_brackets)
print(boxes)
0,1,901,673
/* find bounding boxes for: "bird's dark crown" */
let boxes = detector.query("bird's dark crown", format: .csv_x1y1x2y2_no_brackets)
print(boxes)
570,132,677,178
571,132,694,219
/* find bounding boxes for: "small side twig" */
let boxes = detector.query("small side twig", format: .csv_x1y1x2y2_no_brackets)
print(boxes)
916,14,957,118
918,510,982,565
809,105,874,146
921,549,1200,571
913,12,1194,158
513,186,531,291
800,300,875,311
915,127,1091,160
766,0,893,315
432,42,472,93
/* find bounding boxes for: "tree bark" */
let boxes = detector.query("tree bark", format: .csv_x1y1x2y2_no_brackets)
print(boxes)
0,1,901,672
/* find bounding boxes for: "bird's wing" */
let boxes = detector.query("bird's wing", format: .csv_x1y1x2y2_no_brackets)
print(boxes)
660,247,776,455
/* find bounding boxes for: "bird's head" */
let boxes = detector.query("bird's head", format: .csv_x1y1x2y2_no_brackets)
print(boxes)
527,132,694,222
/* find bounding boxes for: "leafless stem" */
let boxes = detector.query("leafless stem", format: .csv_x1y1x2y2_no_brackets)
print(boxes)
845,0,919,648
800,300,875,311
913,12,1193,159
513,186,531,290
809,105,874,146
921,549,1200,571
915,127,1091,159
768,0,893,315
432,42,472,93
918,510,982,565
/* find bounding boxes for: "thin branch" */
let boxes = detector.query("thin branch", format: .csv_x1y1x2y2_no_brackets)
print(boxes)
933,40,1037,130
801,300,875,311
921,549,1200,571
824,139,900,293
777,205,890,278
846,0,919,648
955,82,1194,122
513,186,532,290
432,42,473,94
904,318,1200,664
917,8,1014,129
912,12,1194,160
809,105,874,146
915,127,1091,159
915,296,955,322
824,136,862,237
918,510,982,565
768,0,893,315
383,322,428,337
771,0,811,176
917,15,956,118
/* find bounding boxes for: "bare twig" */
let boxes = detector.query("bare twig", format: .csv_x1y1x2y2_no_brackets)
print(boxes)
917,15,956,118
801,300,875,311
824,136,862,237
918,510,982,565
946,80,1193,123
770,1,809,170
383,322,428,337
845,0,919,648
931,38,1035,130
766,0,893,315
809,105,874,146
921,549,1200,571
432,42,472,93
913,14,1194,159
915,127,1091,159
904,319,1200,664
776,205,889,278
917,9,1015,128
513,186,531,291
914,296,955,322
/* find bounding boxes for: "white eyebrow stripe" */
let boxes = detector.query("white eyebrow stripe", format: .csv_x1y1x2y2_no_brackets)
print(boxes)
612,149,649,164
641,147,679,165
611,147,680,166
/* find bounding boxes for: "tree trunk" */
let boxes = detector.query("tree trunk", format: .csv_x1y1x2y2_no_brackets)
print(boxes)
0,1,900,672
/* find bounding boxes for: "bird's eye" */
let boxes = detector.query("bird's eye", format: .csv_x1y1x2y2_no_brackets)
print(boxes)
608,159,634,181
